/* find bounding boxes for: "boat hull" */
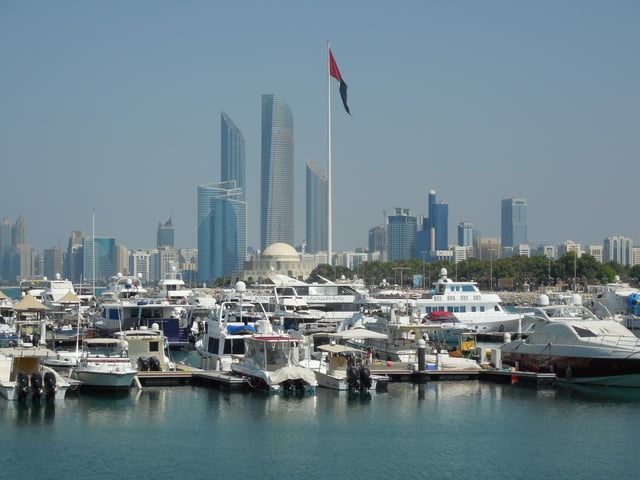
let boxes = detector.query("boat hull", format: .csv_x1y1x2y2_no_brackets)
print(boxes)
501,350,640,388
72,369,137,389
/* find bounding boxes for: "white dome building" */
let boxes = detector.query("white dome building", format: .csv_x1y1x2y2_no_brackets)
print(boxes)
231,242,318,284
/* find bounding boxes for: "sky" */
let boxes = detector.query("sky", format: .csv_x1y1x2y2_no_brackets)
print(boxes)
1,1,639,254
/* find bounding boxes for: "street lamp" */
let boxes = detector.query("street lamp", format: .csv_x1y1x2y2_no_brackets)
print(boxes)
489,249,494,291
393,267,410,290
421,251,427,289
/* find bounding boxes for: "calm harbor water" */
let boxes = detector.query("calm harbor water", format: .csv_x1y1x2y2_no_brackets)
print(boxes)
1,380,639,480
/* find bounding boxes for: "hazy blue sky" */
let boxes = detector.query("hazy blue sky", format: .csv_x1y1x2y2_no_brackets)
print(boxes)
2,1,638,253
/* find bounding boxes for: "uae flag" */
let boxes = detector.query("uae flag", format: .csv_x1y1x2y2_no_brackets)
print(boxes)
329,49,350,115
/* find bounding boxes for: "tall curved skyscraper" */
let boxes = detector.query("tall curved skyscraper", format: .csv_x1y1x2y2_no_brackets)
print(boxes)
221,112,245,200
260,94,294,251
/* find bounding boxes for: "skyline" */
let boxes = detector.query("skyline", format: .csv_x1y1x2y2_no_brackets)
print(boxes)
2,1,639,253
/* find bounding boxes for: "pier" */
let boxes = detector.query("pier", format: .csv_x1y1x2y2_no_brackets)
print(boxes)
133,362,558,390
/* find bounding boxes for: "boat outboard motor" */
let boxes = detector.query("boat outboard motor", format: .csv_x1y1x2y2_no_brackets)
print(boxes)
44,371,57,400
137,357,150,371
149,356,161,371
359,366,372,390
17,372,30,401
347,365,360,390
30,372,43,400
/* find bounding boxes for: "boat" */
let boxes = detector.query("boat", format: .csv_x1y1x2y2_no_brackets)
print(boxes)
195,297,272,372
358,268,523,338
591,276,640,330
420,311,474,343
270,285,332,334
153,264,194,305
0,350,73,401
71,337,139,390
100,273,148,302
267,273,362,326
114,325,175,372
313,343,388,391
230,334,318,394
91,298,191,349
499,294,640,387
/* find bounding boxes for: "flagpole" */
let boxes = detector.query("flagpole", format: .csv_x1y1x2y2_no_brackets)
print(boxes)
327,41,333,267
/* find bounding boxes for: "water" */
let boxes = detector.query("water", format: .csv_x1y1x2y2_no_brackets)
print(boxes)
1,381,639,479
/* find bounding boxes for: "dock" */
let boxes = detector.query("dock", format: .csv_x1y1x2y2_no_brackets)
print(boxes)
133,362,558,390
367,361,558,387
136,366,248,390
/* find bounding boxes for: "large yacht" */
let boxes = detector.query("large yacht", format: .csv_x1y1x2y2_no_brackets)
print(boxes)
500,294,640,387
359,268,523,337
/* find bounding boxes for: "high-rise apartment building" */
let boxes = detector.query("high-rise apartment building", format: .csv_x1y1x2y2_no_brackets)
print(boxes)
603,236,633,266
305,160,328,254
260,94,294,251
221,112,246,200
0,218,12,281
197,181,246,282
501,198,528,247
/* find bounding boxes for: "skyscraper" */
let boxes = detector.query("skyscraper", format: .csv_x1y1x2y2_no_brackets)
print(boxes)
387,208,417,262
501,198,528,247
417,190,448,258
157,217,174,248
197,181,246,282
457,222,473,247
260,94,294,251
221,112,246,200
305,160,328,254
82,237,116,284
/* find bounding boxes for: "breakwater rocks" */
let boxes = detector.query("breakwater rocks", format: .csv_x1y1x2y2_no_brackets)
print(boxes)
498,291,593,307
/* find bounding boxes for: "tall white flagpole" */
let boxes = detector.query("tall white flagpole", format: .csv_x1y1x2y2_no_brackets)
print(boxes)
327,41,333,266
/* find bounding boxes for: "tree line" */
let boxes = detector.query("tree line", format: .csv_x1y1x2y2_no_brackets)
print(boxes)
309,253,640,292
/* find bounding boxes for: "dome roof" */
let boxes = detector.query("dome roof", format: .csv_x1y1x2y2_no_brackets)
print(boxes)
263,242,299,260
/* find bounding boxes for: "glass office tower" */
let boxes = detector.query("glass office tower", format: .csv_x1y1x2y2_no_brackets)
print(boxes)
260,94,294,251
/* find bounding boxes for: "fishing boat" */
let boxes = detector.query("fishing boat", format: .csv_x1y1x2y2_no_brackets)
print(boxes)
313,343,388,391
115,325,175,372
71,338,138,390
231,334,317,394
0,350,73,401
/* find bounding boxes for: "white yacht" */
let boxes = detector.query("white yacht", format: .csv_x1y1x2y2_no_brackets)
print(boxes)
500,294,640,387
154,264,194,305
195,297,272,372
360,268,523,337
268,273,362,326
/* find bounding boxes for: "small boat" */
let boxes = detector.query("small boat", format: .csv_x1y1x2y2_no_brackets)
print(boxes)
114,325,175,372
71,338,138,390
231,334,317,394
313,343,388,391
0,351,73,401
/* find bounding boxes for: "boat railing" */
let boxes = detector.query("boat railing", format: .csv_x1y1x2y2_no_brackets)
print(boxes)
533,333,640,351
